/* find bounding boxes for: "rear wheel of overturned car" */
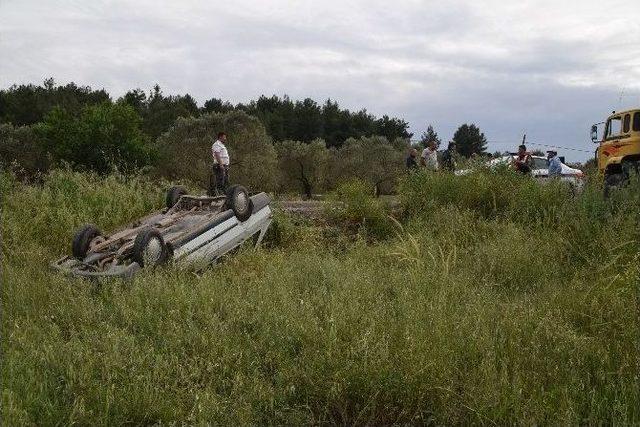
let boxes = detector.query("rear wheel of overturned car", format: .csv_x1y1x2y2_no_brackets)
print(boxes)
225,184,253,222
72,224,102,259
166,185,188,209
133,228,170,268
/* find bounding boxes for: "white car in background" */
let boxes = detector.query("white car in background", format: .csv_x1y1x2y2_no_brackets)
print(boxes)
456,155,585,189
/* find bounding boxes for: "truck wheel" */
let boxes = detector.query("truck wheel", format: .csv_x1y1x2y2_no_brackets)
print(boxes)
166,185,188,209
225,185,253,222
72,224,102,259
604,173,625,198
133,228,169,268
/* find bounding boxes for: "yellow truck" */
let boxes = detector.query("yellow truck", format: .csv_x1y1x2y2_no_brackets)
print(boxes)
591,109,640,195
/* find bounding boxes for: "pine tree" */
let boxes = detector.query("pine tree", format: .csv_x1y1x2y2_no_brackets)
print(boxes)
419,124,441,148
452,124,487,157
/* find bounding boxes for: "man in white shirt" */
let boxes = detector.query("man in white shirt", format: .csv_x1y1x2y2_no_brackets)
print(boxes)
421,141,439,171
210,131,230,195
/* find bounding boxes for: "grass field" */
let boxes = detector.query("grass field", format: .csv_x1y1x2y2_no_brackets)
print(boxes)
1,169,639,425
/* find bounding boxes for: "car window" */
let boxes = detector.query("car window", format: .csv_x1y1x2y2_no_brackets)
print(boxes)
606,116,622,138
634,112,640,132
531,158,549,169
623,114,631,133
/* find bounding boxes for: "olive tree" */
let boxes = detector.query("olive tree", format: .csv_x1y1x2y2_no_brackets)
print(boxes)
334,136,407,196
275,139,329,198
156,110,278,192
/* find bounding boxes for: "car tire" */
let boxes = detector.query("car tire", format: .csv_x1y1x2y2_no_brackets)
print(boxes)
604,173,625,198
72,224,102,259
225,184,253,222
132,228,169,268
166,185,188,210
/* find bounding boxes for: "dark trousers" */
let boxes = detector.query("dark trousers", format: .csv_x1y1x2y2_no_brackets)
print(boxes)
209,164,229,196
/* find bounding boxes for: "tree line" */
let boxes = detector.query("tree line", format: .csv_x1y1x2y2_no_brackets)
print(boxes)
0,79,490,197
1,79,412,146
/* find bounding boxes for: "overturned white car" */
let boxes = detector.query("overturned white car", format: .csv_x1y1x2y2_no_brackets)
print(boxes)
52,185,272,279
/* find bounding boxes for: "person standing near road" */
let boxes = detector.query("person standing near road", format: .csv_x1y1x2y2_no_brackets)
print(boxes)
440,141,456,172
513,144,532,174
210,131,230,195
406,148,419,170
421,141,439,171
547,150,562,177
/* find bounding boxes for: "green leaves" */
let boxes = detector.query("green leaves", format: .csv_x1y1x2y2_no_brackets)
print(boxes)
453,123,488,157
37,103,150,173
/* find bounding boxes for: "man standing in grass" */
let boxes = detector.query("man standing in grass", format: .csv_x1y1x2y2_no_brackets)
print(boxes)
547,150,562,177
421,140,439,171
406,148,419,170
513,144,532,174
209,131,230,196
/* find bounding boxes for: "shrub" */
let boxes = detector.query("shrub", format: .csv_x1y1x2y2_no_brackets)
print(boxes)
0,168,164,261
399,169,572,222
36,103,152,173
327,179,394,239
0,123,50,180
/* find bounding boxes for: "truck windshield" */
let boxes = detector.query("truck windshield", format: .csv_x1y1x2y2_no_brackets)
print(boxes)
605,117,622,139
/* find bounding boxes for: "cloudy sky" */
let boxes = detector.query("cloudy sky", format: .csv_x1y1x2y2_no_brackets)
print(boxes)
2,0,639,160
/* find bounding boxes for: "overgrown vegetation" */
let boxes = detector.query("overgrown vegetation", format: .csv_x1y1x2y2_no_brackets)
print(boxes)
1,79,494,198
2,168,638,425
326,179,394,239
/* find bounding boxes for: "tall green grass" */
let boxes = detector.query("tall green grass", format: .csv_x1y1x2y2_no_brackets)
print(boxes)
1,169,639,425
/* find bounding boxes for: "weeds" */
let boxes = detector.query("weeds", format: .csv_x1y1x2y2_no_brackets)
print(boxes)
326,179,394,239
1,169,639,425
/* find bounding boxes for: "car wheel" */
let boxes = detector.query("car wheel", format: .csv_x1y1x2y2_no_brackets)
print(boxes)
72,224,102,259
133,228,169,268
604,173,625,198
166,185,188,209
225,185,253,222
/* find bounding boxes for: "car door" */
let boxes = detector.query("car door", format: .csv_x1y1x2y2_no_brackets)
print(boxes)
530,157,550,182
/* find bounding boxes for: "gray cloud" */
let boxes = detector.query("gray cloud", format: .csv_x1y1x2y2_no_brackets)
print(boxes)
2,0,640,161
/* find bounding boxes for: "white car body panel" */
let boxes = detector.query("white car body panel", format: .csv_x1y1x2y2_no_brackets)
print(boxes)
457,155,585,189
52,192,273,279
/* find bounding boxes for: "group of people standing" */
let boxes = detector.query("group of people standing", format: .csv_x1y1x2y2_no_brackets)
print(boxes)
406,141,457,172
211,132,567,197
407,142,564,178
513,144,563,177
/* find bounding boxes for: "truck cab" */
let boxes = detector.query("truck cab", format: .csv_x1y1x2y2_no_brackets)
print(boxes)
591,109,640,193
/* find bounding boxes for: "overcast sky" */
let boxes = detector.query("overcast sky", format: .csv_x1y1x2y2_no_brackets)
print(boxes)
2,0,640,161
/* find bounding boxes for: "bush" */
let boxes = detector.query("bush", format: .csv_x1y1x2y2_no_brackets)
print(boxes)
0,168,164,262
0,123,50,180
327,179,394,239
36,103,152,173
399,168,573,222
